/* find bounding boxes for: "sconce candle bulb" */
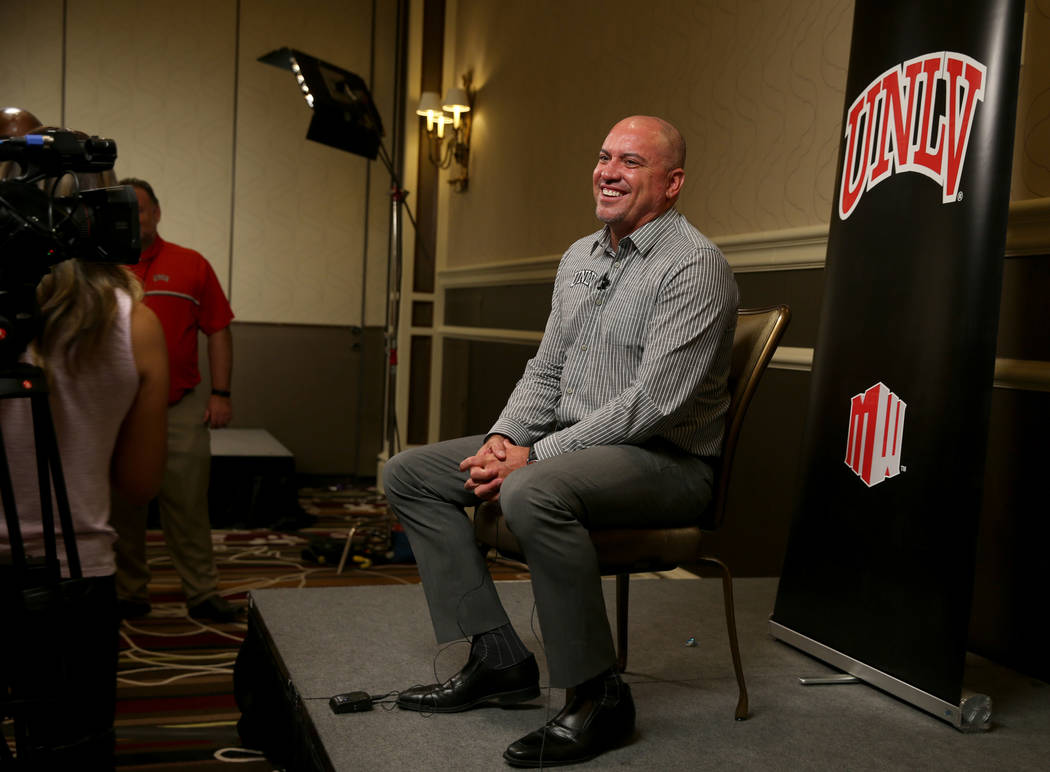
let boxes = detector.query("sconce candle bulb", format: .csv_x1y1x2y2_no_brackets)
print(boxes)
415,91,443,133
416,71,474,192
442,87,470,129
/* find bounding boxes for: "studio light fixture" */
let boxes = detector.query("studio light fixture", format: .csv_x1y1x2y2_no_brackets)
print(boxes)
258,45,407,467
258,47,384,160
416,71,474,192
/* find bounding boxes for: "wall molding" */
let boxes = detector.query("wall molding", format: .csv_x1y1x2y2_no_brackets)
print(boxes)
771,346,815,372
429,331,1049,392
993,358,1050,392
718,196,1050,271
1003,197,1050,256
441,254,562,288
431,197,1050,397
717,224,830,272
438,197,1050,285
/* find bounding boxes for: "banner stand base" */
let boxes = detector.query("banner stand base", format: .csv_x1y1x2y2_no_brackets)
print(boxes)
769,620,992,732
800,674,860,685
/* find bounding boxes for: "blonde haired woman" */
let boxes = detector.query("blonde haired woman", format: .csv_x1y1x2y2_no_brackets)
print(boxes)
0,123,168,767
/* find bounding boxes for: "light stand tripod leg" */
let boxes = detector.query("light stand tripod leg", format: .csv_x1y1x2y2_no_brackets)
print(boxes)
377,141,406,468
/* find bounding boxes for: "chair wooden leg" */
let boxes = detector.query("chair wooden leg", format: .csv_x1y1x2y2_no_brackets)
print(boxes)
615,574,629,673
697,555,749,720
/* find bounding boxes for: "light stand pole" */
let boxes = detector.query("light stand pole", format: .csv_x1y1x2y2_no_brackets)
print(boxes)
375,142,407,464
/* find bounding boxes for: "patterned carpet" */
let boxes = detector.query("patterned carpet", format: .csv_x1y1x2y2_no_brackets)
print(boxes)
110,482,528,770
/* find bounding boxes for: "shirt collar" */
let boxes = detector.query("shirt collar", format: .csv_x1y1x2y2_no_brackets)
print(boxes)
591,208,680,258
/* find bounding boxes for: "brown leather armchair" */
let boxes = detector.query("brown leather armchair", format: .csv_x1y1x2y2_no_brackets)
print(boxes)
474,304,791,721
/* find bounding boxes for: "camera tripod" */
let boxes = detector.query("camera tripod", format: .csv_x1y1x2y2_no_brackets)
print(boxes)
0,361,110,767
0,362,81,584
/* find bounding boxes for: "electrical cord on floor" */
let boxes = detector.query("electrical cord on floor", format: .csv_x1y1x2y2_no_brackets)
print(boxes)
117,521,420,691
212,746,267,763
117,539,411,690
117,661,236,687
117,616,239,687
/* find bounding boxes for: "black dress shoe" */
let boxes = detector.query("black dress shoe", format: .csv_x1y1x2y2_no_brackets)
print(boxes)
396,652,540,713
188,595,244,623
118,599,151,619
503,681,635,767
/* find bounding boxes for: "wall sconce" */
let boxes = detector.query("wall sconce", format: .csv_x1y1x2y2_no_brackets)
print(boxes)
416,71,474,192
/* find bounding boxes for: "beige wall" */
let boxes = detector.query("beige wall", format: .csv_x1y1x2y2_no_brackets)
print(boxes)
435,0,1049,269
64,0,238,297
7,0,1045,316
1013,1,1050,198
0,0,396,327
1,0,401,472
0,2,64,122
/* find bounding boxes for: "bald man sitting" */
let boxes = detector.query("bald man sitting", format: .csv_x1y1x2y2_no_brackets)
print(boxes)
384,115,740,767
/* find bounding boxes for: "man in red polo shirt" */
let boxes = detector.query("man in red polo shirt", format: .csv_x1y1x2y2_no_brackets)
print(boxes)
111,178,240,623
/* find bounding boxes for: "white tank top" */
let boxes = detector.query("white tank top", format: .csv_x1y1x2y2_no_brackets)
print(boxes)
1,289,139,577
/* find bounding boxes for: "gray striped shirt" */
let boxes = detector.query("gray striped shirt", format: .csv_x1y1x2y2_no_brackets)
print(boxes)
490,208,739,459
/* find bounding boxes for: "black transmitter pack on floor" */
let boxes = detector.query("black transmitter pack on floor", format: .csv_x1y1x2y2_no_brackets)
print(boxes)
329,691,373,714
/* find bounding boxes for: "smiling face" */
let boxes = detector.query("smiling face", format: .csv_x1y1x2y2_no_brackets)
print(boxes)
592,116,685,247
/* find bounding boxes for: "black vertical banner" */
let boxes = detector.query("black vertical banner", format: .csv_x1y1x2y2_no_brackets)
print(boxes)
771,0,1025,723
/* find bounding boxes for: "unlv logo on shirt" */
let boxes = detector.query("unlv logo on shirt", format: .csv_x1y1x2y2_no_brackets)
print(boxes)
845,382,906,487
838,51,986,220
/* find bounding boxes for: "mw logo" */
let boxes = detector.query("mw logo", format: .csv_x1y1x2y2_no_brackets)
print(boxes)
845,382,906,487
838,51,986,220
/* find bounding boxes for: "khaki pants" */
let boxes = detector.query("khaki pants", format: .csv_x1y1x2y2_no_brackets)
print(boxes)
111,388,220,607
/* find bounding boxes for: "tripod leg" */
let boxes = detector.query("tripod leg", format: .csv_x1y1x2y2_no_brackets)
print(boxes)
30,390,81,578
0,422,29,574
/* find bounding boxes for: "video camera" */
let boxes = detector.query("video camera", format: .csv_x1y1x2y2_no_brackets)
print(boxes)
0,128,140,363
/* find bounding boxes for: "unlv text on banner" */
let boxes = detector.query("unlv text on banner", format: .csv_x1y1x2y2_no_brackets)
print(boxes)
838,51,986,220
845,382,906,487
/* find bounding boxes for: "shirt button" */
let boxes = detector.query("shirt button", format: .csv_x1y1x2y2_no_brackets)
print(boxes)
567,387,574,395
581,344,588,351
596,298,603,306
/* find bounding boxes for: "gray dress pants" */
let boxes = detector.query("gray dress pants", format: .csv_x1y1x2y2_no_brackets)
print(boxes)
383,434,715,688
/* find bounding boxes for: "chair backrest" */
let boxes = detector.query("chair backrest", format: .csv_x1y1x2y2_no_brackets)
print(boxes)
706,305,791,530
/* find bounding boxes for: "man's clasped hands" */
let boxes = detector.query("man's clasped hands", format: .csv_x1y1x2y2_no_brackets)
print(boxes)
459,435,532,500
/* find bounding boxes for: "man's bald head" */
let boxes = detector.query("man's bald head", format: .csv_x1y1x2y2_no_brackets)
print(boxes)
608,115,686,172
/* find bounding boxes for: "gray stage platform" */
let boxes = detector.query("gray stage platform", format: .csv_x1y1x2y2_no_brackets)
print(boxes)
248,577,1049,770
